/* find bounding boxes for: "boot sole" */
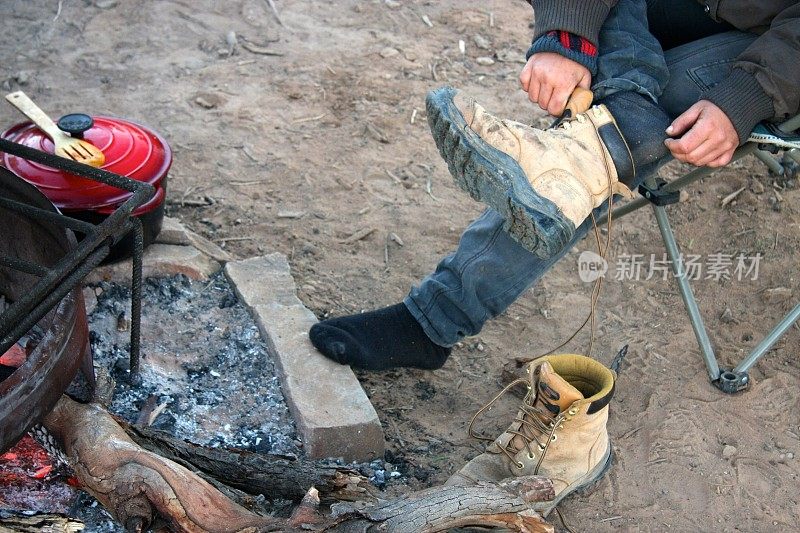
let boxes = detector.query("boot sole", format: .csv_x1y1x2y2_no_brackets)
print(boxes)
533,443,615,517
425,86,575,259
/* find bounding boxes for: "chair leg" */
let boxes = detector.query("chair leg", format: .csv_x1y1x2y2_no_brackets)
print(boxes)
651,204,722,382
753,149,786,175
733,303,800,374
652,203,800,393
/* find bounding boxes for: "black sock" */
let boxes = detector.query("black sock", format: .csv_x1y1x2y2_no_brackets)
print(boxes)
309,303,451,371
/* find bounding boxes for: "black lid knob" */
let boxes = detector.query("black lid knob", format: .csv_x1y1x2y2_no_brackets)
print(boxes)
57,113,94,137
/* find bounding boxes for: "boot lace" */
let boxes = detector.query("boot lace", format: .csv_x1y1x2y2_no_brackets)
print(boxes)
468,377,566,474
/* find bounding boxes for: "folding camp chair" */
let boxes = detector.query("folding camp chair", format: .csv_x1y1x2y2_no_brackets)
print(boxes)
604,114,800,394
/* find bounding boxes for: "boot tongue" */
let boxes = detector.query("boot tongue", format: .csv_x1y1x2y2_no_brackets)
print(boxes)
533,361,584,415
500,360,586,455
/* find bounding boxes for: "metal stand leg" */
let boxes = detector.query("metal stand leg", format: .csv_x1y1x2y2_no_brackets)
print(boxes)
129,219,144,385
651,204,722,383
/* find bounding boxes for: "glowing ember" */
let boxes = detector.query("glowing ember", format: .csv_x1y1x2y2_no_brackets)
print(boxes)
0,435,77,514
0,435,53,485
0,343,27,381
0,343,26,367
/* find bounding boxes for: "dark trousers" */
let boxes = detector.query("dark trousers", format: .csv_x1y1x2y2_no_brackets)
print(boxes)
596,0,755,172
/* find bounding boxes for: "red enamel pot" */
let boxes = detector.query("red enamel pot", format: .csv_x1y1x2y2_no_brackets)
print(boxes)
1,114,171,263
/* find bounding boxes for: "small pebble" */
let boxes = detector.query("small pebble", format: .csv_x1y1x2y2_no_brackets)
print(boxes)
473,34,490,50
380,47,399,59
476,56,495,66
720,307,735,324
722,445,737,459
226,30,237,55
195,95,218,109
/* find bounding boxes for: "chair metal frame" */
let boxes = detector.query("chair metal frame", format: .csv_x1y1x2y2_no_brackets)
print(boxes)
604,114,800,393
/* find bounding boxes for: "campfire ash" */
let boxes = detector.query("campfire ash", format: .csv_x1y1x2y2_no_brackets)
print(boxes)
1,270,557,533
88,272,301,456
2,271,300,530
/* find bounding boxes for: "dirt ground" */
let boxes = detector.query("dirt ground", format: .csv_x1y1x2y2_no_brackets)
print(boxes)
2,1,800,531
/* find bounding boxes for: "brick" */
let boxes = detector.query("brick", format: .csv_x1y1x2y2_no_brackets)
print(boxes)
225,255,384,461
85,244,221,285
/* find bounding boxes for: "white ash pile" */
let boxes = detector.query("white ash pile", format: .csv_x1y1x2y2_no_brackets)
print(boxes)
87,272,301,456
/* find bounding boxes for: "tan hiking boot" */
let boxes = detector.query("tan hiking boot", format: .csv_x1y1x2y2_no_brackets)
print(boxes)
446,353,616,516
426,86,636,259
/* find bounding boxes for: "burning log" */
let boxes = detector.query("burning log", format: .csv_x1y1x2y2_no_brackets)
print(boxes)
42,395,283,532
119,421,372,503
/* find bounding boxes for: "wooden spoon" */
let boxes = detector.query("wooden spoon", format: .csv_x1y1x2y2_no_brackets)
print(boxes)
5,91,105,167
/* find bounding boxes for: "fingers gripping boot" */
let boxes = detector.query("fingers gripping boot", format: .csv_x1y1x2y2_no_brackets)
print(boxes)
427,87,636,259
446,354,616,516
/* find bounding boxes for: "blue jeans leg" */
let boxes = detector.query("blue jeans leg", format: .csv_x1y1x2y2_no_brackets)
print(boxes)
405,207,602,347
405,14,757,348
593,0,670,102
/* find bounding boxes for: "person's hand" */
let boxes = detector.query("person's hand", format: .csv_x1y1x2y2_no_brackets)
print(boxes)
519,52,591,117
664,100,739,167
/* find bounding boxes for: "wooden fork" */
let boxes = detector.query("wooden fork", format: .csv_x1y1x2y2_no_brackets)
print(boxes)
5,91,105,168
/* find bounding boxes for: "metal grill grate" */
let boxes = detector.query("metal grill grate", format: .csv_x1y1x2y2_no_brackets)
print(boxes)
0,138,153,381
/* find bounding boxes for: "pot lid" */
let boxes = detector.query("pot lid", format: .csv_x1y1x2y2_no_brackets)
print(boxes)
1,115,171,210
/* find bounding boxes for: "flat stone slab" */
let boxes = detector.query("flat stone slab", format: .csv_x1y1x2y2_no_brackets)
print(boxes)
85,243,221,285
157,216,233,263
225,254,385,461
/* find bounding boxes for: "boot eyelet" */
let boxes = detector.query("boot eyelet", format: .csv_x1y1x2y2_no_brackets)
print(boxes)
551,435,558,442
568,408,578,415
538,444,546,451
559,424,564,429
527,452,536,460
515,462,525,469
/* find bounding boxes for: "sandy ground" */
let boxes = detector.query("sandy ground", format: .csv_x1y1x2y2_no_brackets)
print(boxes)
2,1,799,531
